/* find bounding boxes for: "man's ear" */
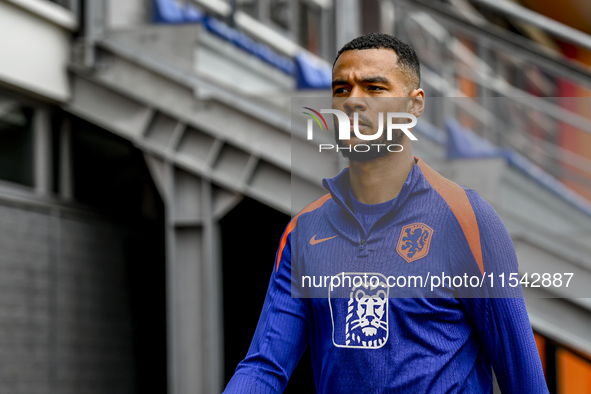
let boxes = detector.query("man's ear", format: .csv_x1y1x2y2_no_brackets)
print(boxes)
407,89,425,118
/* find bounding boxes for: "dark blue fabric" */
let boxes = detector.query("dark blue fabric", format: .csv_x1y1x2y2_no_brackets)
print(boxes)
223,159,548,393
294,52,332,89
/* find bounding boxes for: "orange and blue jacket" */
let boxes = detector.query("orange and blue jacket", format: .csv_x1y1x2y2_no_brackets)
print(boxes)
224,157,548,394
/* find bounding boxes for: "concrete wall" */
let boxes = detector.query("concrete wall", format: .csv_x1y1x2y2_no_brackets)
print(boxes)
108,0,149,30
0,201,136,394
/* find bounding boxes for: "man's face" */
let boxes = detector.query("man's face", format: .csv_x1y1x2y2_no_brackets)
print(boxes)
331,48,419,162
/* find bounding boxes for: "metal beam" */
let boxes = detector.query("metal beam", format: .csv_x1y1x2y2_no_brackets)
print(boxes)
59,117,73,200
144,152,231,394
33,106,52,196
201,178,223,394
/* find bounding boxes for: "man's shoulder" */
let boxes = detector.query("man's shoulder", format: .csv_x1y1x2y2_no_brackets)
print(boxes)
463,188,500,222
416,158,498,219
274,194,333,272
416,159,482,221
281,193,334,240
463,188,510,243
292,193,333,226
417,159,505,274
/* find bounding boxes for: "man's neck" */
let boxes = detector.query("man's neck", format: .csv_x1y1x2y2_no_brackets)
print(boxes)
349,145,415,205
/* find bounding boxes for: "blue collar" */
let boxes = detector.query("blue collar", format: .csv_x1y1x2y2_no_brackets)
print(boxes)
322,160,423,224
349,187,397,216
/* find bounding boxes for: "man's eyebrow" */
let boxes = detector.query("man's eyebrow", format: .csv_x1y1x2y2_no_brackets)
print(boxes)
360,76,390,84
331,76,391,87
332,78,348,88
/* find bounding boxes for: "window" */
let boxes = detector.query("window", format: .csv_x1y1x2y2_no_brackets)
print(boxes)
270,0,290,29
238,0,258,19
48,0,68,7
0,97,34,187
298,1,321,55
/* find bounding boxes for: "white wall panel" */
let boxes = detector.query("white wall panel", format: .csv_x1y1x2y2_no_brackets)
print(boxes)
0,0,71,101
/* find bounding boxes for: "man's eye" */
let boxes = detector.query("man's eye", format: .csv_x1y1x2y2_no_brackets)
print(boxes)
368,86,384,91
334,87,349,94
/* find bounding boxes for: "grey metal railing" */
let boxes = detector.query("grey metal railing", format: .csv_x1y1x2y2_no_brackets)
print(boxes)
390,0,591,199
470,0,591,53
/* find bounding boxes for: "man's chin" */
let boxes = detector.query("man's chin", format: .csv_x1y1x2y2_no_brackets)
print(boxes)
337,142,390,162
343,151,389,162
333,130,404,162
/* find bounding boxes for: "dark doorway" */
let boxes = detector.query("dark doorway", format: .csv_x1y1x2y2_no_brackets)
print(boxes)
221,197,316,393
70,117,168,393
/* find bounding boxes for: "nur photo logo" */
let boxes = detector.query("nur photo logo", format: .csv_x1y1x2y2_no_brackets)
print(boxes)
302,107,417,153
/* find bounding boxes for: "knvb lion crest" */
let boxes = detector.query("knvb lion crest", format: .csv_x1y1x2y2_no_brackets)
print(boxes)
329,273,389,349
396,223,434,263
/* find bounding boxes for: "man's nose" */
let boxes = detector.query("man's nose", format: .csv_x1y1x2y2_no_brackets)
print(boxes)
343,94,367,112
343,98,367,113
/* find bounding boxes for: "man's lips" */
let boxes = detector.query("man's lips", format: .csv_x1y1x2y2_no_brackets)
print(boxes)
349,121,371,133
349,118,370,131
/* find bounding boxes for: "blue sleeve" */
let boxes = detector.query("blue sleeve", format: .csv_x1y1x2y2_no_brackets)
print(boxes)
222,228,309,394
458,191,549,394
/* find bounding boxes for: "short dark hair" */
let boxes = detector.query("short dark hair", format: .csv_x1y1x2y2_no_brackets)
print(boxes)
333,33,421,90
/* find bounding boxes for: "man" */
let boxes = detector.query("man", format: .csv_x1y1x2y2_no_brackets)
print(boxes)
223,33,548,393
